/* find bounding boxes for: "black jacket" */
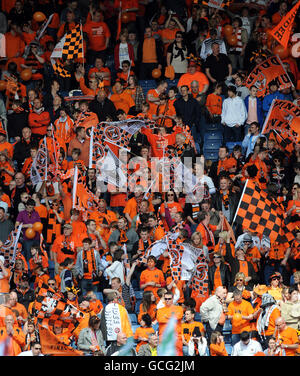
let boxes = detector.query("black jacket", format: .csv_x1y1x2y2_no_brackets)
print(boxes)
223,243,258,288
13,136,39,171
16,288,35,311
174,95,200,128
211,190,240,224
208,262,231,293
7,111,28,139
89,98,117,122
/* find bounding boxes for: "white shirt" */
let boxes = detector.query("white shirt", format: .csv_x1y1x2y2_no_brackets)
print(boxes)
18,350,44,356
232,339,262,356
221,96,248,128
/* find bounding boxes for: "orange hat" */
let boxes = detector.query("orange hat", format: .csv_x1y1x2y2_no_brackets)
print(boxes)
225,157,237,170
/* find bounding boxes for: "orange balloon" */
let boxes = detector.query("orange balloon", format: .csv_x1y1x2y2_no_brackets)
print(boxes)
227,34,238,46
273,44,289,59
25,228,36,239
33,12,46,23
121,13,130,23
0,80,6,91
33,222,43,233
152,68,161,79
20,69,32,81
224,24,233,36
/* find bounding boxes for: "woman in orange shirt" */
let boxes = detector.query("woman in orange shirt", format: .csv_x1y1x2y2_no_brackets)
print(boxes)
57,10,76,40
138,290,158,324
0,152,15,186
134,313,155,353
209,331,228,356
159,190,183,231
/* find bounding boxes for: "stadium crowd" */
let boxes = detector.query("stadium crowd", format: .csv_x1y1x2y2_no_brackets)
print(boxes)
0,0,299,357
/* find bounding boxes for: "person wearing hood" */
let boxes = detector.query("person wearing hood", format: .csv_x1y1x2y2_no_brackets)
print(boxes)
256,293,281,350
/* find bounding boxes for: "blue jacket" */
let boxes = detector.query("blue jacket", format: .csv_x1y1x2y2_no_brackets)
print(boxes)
262,91,285,116
244,95,264,126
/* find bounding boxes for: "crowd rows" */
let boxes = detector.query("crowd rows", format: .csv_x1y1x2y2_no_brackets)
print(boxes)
0,0,299,357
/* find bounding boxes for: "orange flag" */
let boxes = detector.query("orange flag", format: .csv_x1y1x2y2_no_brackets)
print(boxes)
268,0,300,49
39,325,83,356
222,216,236,244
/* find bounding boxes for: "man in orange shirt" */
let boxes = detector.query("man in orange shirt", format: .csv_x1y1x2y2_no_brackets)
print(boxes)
83,9,111,65
0,315,25,356
182,308,205,355
146,79,168,116
110,81,135,114
177,61,209,93
274,317,299,356
124,185,154,226
28,98,51,139
156,290,184,355
227,289,259,346
140,256,165,299
50,224,81,275
0,129,13,159
88,57,111,88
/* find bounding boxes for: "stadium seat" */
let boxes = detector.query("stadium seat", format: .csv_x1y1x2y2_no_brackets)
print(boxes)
222,319,232,334
131,324,140,334
204,131,223,143
194,312,202,322
166,78,179,87
203,141,222,151
203,149,219,161
95,292,104,302
226,141,242,154
205,122,223,132
225,344,233,356
129,313,138,325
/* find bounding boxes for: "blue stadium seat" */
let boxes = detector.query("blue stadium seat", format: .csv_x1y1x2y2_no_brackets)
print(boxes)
205,122,223,132
194,313,202,322
226,141,242,153
225,344,233,356
203,141,222,151
95,292,104,302
132,324,140,334
204,131,223,143
222,319,232,334
129,313,138,325
166,78,179,88
203,149,219,161
135,290,143,300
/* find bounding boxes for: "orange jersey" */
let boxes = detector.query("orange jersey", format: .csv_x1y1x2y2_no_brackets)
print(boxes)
140,267,165,299
227,299,254,334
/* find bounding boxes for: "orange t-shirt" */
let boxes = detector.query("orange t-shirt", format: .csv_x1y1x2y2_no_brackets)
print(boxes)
257,307,281,337
138,302,157,323
0,142,13,160
161,28,179,54
277,327,299,356
134,326,155,353
146,88,160,116
88,67,111,87
123,197,154,220
177,71,209,92
140,267,166,298
83,21,111,51
0,268,11,293
5,32,25,59
110,91,135,114
156,305,184,355
182,321,205,344
206,93,222,115
227,299,254,334
210,342,228,356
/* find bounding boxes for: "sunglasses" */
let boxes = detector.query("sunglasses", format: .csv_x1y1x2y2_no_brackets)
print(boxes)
167,193,174,196
164,297,172,301
236,279,244,282
271,277,280,280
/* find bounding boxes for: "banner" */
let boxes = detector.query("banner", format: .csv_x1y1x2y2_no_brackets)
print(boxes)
261,99,300,144
245,55,293,97
96,146,127,188
0,225,23,267
268,0,300,49
30,137,48,185
232,180,283,243
33,282,84,331
39,325,83,356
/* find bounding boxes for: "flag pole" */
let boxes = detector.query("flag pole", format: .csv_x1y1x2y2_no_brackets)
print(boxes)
231,179,249,226
72,165,78,208
80,21,84,70
89,126,94,169
261,99,275,135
